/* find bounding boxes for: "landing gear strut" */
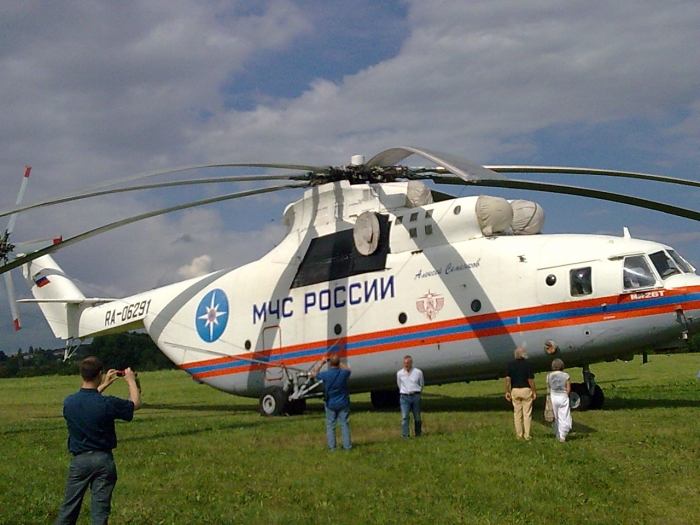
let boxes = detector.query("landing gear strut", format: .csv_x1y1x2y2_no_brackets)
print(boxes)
258,367,323,416
570,365,604,410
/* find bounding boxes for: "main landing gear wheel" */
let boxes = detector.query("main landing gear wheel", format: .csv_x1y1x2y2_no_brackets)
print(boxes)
589,384,604,410
286,398,307,416
570,383,591,411
259,386,288,416
370,389,400,410
570,383,605,410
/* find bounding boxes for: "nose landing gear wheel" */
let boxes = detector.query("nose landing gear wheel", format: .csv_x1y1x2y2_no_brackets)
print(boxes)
259,386,288,416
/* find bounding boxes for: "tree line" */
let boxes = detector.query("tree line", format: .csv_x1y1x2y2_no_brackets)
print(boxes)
0,332,177,379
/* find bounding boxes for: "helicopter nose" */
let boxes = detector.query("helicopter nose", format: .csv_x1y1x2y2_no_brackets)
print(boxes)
666,273,700,336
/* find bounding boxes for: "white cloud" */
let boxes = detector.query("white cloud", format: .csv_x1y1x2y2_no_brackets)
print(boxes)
177,254,214,279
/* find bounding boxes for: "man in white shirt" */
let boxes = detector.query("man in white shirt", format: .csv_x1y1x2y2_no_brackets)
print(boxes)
396,355,424,438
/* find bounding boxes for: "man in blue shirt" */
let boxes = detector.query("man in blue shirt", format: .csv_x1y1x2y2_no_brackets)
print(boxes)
55,356,141,525
312,353,352,450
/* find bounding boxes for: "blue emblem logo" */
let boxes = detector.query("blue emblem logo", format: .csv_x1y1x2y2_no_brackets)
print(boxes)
195,289,229,343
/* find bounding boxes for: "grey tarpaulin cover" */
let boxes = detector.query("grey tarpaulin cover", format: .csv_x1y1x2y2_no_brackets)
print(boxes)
510,199,544,235
406,180,434,207
353,211,381,255
475,195,513,236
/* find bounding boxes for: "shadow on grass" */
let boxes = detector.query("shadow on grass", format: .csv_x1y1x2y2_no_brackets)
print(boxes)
118,420,269,443
128,394,700,419
143,402,259,413
533,416,598,436
598,398,699,410
120,414,304,443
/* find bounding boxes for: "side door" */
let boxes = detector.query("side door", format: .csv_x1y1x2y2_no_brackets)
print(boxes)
262,325,285,383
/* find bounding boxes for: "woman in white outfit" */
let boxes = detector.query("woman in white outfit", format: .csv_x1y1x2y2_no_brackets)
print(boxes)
546,358,572,442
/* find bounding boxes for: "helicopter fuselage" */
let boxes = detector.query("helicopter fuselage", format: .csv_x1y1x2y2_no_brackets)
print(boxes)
23,181,700,402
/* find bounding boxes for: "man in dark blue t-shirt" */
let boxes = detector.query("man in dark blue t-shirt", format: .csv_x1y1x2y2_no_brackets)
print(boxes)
313,353,352,450
56,356,141,525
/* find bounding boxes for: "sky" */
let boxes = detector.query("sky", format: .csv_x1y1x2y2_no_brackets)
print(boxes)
1,0,699,353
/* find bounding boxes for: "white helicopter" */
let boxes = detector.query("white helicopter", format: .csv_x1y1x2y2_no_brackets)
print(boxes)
2,146,700,415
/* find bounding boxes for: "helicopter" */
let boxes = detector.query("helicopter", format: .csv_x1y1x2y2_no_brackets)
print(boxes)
2,146,700,415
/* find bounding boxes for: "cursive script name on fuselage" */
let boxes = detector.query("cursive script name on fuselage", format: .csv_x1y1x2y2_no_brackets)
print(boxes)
414,259,480,280
253,276,395,324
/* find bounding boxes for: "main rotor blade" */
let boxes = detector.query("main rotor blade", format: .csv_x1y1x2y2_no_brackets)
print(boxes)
0,173,310,220
6,166,31,235
484,165,700,189
0,183,308,276
432,175,700,222
0,163,325,220
366,147,506,181
4,272,20,331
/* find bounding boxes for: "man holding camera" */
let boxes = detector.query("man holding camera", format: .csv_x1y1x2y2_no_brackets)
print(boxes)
55,357,141,525
312,353,352,451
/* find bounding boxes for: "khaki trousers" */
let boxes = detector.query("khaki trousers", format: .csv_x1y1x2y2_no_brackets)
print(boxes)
511,387,533,439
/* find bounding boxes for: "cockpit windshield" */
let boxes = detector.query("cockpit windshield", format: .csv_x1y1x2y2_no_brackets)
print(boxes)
668,249,694,273
649,251,681,279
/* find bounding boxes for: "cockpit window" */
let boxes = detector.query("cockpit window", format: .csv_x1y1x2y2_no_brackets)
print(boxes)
623,255,656,290
668,250,694,273
570,267,592,297
649,251,681,279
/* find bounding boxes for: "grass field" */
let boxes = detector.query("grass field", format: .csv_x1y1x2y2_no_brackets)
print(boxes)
1,354,699,525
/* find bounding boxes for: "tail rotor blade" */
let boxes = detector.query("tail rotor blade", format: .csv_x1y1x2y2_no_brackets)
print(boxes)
4,272,20,331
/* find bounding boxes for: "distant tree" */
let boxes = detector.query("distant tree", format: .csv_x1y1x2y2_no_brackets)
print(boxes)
89,332,177,372
2,355,21,378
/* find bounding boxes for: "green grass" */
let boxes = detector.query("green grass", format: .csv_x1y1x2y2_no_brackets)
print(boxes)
1,354,699,525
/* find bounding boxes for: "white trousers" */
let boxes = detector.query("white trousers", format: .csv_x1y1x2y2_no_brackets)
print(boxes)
550,392,572,441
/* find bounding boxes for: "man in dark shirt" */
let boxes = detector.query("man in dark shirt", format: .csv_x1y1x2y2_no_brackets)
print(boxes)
505,347,537,440
312,353,352,450
55,356,141,525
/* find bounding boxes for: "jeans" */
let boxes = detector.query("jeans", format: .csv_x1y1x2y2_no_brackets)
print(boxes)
325,405,351,450
400,393,422,438
55,451,117,525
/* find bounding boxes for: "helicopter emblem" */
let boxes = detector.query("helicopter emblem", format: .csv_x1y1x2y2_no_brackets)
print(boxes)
195,289,229,343
416,290,444,320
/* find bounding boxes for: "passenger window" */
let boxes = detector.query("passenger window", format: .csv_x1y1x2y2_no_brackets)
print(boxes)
649,251,680,279
570,267,592,296
623,255,656,290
